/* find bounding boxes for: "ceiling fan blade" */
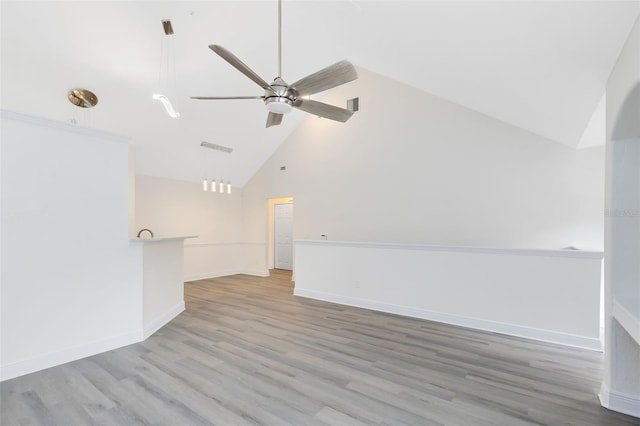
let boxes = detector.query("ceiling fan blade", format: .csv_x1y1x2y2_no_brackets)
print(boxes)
209,45,276,94
191,96,264,100
266,112,284,128
290,60,358,96
294,99,354,122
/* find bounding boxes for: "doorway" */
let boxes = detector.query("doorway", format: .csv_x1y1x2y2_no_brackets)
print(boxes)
273,202,294,270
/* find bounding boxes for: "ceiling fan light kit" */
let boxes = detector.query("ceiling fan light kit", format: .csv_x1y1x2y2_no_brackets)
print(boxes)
265,97,293,114
192,0,359,128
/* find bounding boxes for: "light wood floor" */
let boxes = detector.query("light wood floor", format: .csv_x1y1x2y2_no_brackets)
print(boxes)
2,270,639,425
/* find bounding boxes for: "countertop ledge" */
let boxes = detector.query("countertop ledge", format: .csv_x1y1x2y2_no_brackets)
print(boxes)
295,240,604,259
130,235,197,243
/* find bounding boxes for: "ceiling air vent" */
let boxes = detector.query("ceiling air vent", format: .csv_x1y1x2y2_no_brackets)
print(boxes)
200,141,233,154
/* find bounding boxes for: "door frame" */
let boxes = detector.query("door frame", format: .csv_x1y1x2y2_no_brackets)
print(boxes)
266,197,294,270
273,202,294,270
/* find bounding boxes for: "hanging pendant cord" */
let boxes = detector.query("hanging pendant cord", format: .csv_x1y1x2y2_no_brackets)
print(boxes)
157,33,164,91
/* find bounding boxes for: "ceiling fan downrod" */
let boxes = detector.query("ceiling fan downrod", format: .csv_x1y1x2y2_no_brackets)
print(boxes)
278,0,282,78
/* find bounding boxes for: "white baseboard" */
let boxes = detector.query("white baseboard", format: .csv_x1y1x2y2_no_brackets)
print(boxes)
0,330,142,382
143,301,185,339
185,270,244,282
294,288,602,351
600,384,640,418
184,268,270,282
244,268,270,277
1,302,188,382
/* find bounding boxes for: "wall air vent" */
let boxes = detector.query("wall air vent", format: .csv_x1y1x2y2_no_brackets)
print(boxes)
200,141,233,154
347,97,359,113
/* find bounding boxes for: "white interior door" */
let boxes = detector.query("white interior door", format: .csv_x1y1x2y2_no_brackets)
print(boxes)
274,203,293,270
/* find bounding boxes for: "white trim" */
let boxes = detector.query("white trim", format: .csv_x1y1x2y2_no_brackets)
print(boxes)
185,241,266,248
294,240,603,259
1,109,129,143
245,268,270,277
600,384,640,418
184,268,270,282
185,270,245,282
294,288,602,351
1,303,189,382
612,299,640,346
143,302,185,339
0,330,142,382
131,236,196,244
185,242,237,248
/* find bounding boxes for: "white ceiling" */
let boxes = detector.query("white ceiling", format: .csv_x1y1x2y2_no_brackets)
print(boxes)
2,1,639,186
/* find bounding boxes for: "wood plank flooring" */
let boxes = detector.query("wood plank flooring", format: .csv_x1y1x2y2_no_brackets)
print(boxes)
2,270,639,425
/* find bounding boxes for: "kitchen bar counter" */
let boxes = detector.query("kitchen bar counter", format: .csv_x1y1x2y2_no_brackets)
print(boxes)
130,235,196,338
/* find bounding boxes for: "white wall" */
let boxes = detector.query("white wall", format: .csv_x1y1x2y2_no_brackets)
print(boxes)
607,16,640,143
0,111,141,380
601,14,640,418
137,238,187,339
242,67,605,253
240,66,607,352
135,174,243,241
295,241,603,349
135,174,268,280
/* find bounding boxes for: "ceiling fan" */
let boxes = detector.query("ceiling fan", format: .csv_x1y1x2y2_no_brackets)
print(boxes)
191,0,358,128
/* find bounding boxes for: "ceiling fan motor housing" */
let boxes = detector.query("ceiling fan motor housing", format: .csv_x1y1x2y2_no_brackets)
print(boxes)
265,77,296,113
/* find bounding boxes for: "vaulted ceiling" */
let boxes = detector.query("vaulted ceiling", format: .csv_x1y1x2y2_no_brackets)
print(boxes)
2,1,638,186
